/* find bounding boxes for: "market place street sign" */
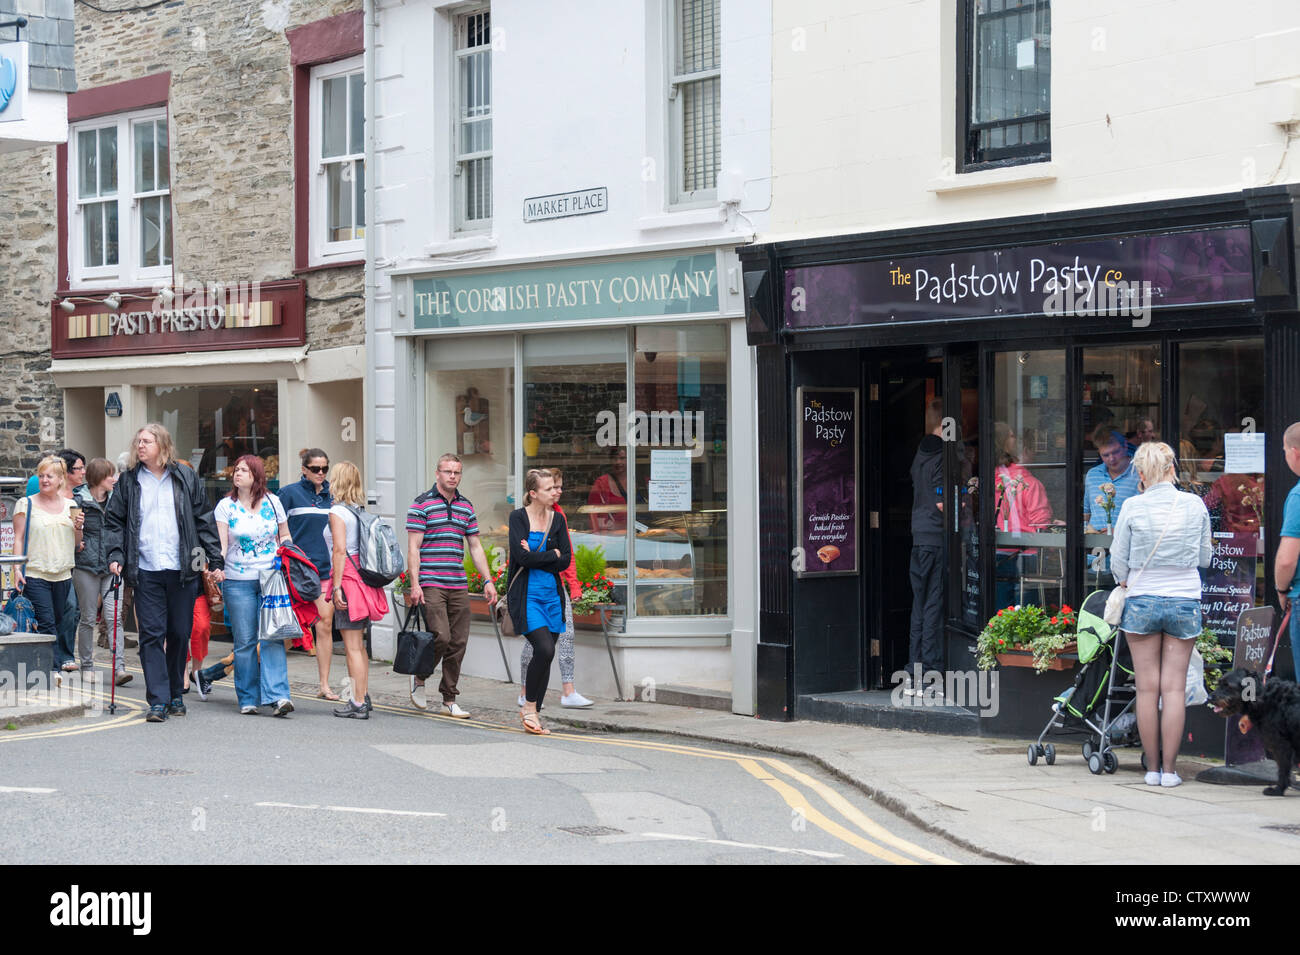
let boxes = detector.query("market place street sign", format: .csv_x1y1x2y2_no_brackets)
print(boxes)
523,186,608,222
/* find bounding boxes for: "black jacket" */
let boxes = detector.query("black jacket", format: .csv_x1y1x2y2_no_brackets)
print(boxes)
104,463,224,586
910,434,945,546
505,506,572,632
72,484,112,575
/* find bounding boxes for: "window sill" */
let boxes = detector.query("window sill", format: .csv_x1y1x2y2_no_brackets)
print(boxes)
927,161,1057,195
296,259,364,275
638,206,724,232
423,235,498,257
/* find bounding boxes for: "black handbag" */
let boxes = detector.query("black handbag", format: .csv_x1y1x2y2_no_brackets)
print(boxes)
393,605,438,676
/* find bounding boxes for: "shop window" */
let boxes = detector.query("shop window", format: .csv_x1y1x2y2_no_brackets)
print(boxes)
425,336,515,565
455,7,492,231
147,384,280,507
523,329,630,592
309,55,365,265
69,109,172,287
960,0,1051,169
991,350,1067,611
1177,338,1266,641
670,0,720,204
1079,343,1161,591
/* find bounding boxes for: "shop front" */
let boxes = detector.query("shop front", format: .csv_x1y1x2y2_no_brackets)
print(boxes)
392,248,757,706
742,188,1300,746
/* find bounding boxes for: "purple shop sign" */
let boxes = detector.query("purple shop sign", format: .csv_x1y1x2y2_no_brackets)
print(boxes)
1199,533,1258,643
784,225,1254,329
797,387,858,577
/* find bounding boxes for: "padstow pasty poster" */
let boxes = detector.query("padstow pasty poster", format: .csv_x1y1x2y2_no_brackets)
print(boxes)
797,387,859,577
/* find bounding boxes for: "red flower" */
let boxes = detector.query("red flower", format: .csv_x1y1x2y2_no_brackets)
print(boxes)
1061,604,1073,614
1050,616,1059,625
997,610,1004,616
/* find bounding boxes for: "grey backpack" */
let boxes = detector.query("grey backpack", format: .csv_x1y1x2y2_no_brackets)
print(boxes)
344,504,405,587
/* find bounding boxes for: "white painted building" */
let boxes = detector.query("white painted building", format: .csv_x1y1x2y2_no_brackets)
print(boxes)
367,0,771,713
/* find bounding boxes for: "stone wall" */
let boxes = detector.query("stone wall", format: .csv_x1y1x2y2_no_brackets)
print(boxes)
0,0,364,473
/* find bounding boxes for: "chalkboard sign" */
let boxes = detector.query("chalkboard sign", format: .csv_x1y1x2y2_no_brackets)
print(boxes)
1224,606,1275,767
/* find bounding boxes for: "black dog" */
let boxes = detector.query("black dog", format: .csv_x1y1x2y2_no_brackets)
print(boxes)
1209,668,1300,796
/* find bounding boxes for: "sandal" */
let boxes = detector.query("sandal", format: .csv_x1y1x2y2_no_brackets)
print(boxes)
316,689,341,701
521,711,550,735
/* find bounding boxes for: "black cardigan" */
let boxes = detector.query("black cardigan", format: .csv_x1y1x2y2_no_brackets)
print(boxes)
505,506,572,633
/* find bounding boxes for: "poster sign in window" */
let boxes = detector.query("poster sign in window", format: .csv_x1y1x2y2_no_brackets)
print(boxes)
796,387,858,577
1223,432,1266,475
1199,533,1258,643
1224,606,1275,767
648,481,691,511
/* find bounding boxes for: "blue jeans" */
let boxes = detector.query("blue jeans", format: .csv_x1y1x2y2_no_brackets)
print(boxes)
1290,606,1300,680
223,577,291,708
1120,595,1202,640
25,576,72,665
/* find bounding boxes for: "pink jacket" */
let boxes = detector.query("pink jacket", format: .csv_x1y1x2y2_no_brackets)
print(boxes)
995,465,1053,533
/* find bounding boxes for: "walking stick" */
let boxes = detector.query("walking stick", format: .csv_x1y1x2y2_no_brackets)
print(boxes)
108,573,122,715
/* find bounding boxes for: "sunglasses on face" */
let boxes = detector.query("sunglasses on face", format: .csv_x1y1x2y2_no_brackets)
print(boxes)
305,465,328,474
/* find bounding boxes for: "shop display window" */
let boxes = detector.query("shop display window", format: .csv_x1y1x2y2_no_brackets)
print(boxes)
991,350,1067,611
147,384,279,507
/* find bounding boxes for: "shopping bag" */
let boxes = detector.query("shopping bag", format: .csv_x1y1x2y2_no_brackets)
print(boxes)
393,605,437,676
258,562,303,641
1186,647,1208,707
1,589,36,634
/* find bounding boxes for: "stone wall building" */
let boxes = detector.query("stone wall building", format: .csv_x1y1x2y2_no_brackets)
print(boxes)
0,0,366,489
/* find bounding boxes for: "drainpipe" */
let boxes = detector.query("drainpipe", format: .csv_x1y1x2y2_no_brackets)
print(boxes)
363,0,377,506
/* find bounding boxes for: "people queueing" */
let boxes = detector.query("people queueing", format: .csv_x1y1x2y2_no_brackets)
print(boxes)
328,461,388,719
72,458,129,686
518,467,592,709
105,424,223,722
214,455,294,717
405,452,498,719
278,447,340,701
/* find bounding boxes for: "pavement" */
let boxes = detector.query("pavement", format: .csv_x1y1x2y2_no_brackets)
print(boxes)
10,644,1300,864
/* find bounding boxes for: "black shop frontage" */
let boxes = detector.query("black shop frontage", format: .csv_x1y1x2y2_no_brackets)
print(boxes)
741,187,1300,749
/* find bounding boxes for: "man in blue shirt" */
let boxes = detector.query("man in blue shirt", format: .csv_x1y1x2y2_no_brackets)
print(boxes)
1083,426,1140,530
1273,422,1300,674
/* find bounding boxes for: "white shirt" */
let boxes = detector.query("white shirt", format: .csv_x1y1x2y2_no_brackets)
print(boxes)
137,467,181,571
329,504,360,556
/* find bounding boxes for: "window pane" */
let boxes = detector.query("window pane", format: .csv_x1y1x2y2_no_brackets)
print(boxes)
460,50,491,118
970,0,1050,159
524,330,629,607
84,201,104,267
461,117,491,154
157,121,169,189
353,159,365,238
322,75,348,158
992,350,1067,611
106,201,119,265
677,0,720,74
1177,339,1266,643
464,156,491,222
140,195,161,267
162,196,172,265
78,129,98,199
425,335,513,580
681,75,720,194
345,72,363,156
99,127,118,195
326,161,352,241
135,120,155,193
631,324,728,616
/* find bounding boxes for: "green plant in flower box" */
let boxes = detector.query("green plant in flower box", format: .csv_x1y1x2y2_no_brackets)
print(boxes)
464,542,504,595
976,603,1078,673
1196,627,1233,692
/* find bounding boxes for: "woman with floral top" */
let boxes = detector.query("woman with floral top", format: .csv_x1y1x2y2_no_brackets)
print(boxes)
215,455,294,716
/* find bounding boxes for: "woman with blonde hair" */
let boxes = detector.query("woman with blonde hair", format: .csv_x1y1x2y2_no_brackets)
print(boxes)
1110,441,1212,788
328,461,388,719
13,456,83,669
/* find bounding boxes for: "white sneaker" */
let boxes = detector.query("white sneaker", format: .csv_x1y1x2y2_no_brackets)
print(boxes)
517,693,526,707
561,692,593,708
443,701,470,719
1160,772,1182,788
1144,771,1162,786
409,676,427,710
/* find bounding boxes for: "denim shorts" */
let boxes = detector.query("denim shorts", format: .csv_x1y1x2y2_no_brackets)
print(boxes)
1120,594,1202,640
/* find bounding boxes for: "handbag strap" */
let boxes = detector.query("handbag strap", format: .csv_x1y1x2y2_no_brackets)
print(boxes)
503,507,558,601
1126,494,1180,587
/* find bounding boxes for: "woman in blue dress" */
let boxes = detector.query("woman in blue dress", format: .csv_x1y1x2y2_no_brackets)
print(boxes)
506,469,571,735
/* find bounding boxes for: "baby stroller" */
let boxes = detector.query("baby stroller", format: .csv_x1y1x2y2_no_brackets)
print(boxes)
1027,589,1138,773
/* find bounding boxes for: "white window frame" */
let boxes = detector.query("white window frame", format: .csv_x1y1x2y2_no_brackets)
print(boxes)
309,54,366,266
453,5,492,233
67,106,172,290
668,0,720,207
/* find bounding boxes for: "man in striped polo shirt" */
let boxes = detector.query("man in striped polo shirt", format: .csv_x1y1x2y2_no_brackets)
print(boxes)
405,452,497,717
